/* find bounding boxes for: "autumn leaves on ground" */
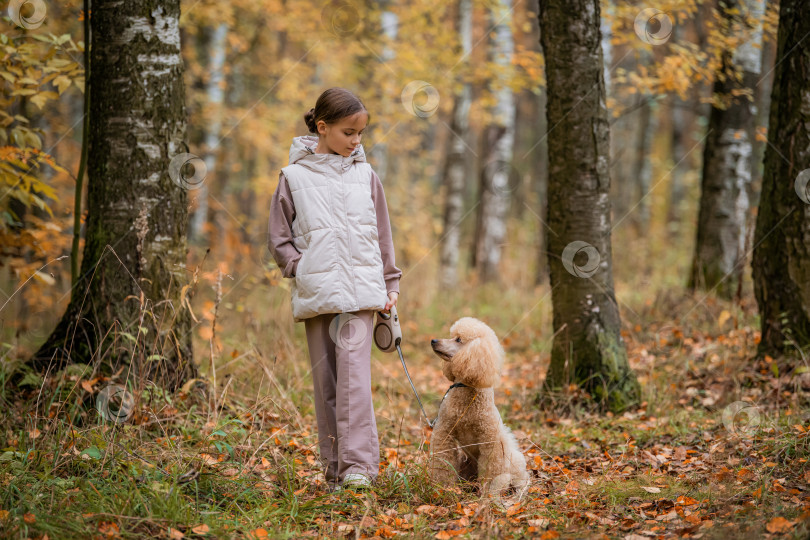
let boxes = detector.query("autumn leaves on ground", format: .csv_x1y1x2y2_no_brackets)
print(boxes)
3,0,810,536
2,273,809,539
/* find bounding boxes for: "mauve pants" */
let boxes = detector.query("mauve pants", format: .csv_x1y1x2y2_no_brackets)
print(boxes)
304,310,379,483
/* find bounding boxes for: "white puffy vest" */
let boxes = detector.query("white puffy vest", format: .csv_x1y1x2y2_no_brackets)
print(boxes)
281,135,388,322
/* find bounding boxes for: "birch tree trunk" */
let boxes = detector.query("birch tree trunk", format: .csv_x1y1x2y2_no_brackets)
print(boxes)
689,0,764,298
439,0,472,290
538,0,640,412
190,22,228,242
751,0,810,356
30,0,196,390
750,0,777,210
473,0,515,284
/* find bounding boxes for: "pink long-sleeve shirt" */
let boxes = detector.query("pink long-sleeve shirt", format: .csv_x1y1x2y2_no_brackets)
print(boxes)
266,169,402,296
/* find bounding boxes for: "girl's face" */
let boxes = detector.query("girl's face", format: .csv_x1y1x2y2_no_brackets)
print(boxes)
315,111,368,157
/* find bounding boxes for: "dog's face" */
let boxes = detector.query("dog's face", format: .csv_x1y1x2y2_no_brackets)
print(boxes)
430,317,504,388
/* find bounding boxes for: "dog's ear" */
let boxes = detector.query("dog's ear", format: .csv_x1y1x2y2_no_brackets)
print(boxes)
450,335,503,388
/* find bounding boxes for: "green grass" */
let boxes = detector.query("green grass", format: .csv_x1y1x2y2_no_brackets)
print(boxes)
2,223,810,538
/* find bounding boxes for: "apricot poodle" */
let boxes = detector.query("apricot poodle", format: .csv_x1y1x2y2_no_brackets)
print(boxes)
429,317,529,496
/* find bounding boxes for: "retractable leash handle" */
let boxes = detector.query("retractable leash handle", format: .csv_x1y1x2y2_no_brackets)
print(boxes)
372,304,402,353
373,305,435,428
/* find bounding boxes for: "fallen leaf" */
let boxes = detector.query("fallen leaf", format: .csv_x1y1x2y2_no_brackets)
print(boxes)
375,525,397,538
641,486,660,493
527,518,550,528
200,453,220,466
97,521,120,538
416,504,438,514
506,503,522,516
657,511,678,522
737,468,755,480
359,516,376,528
766,517,794,534
191,524,209,535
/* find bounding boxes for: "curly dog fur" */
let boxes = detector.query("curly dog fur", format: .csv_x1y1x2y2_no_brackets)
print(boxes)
429,317,529,496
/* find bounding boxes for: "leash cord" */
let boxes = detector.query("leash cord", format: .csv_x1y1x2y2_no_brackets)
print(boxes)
396,340,435,428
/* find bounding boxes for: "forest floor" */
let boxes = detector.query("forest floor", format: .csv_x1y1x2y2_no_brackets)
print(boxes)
2,287,810,539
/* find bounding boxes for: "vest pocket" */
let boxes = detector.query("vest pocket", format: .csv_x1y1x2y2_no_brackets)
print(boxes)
302,228,335,274
351,224,382,266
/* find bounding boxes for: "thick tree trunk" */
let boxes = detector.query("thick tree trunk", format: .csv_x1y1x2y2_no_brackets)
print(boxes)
751,0,810,356
689,0,764,298
538,0,640,412
473,0,515,284
29,0,196,390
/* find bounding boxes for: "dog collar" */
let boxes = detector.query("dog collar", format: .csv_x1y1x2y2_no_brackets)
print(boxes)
439,382,469,403
431,382,475,428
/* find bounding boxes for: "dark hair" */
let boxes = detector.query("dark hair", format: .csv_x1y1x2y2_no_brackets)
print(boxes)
304,87,370,134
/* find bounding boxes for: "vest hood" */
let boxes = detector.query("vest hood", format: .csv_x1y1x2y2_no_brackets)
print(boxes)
288,134,367,174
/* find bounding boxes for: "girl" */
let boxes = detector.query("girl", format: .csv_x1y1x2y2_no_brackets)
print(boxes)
267,87,401,491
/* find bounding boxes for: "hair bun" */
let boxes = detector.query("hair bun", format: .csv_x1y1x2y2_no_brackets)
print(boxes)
304,107,318,133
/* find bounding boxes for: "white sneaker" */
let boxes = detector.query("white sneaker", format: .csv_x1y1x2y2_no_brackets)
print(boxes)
342,473,372,489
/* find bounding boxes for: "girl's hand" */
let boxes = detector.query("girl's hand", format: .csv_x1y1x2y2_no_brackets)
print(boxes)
382,291,399,313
